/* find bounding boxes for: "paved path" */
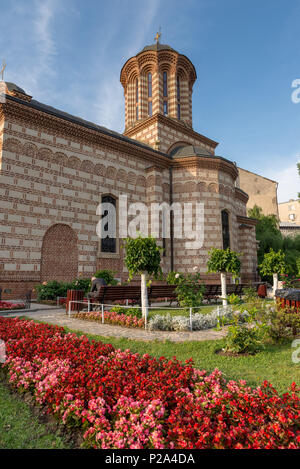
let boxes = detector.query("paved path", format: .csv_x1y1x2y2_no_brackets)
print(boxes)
1,306,227,343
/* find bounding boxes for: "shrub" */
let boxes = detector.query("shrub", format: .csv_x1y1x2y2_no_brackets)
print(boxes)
35,280,72,301
112,305,142,319
147,308,245,332
174,273,204,311
223,324,263,355
242,286,258,302
94,270,118,285
35,278,91,300
264,308,300,343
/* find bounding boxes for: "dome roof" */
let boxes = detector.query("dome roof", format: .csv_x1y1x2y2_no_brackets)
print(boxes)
138,43,177,54
170,145,214,158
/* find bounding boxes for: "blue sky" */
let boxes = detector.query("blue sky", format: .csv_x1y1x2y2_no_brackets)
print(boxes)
0,0,299,202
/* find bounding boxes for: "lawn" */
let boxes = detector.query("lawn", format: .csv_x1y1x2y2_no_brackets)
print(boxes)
0,381,69,449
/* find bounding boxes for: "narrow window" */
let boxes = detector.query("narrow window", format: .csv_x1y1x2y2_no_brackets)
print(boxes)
101,195,117,253
136,106,139,120
148,73,152,98
163,101,168,116
177,76,181,119
221,210,230,249
177,76,180,101
136,78,139,103
163,72,168,97
148,101,152,116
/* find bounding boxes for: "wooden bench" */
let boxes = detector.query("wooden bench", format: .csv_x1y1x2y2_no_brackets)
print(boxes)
89,283,257,308
90,285,142,306
148,285,177,305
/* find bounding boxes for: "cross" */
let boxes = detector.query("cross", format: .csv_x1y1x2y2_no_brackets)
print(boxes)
154,30,161,44
0,60,6,81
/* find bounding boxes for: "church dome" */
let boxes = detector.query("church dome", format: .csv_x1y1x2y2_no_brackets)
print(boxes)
138,43,177,54
170,145,214,158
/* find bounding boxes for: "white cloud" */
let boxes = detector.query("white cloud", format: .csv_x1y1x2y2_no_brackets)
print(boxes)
265,156,300,203
91,0,160,131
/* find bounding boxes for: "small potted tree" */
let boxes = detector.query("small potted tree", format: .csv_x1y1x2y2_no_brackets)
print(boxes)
207,247,241,306
124,235,161,319
259,248,287,297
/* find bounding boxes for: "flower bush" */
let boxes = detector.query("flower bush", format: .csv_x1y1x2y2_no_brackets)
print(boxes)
0,317,300,449
148,308,247,332
75,310,144,328
0,301,25,311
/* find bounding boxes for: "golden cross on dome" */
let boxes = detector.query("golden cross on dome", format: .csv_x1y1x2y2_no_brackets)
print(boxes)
154,30,161,44
0,60,6,81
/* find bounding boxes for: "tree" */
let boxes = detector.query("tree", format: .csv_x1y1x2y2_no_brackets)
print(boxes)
248,204,300,277
259,248,288,296
124,235,161,319
207,248,241,306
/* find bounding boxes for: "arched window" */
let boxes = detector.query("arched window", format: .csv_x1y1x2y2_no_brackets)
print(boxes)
101,195,117,253
163,101,168,116
177,76,181,119
148,73,152,98
135,78,139,120
221,210,230,249
163,72,168,97
136,78,139,103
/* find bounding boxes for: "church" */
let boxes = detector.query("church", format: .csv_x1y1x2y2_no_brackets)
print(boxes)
0,38,258,299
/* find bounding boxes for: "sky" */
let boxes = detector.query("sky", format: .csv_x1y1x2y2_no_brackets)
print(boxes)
0,0,299,203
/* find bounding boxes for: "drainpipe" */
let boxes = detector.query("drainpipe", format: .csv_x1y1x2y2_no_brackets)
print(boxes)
169,167,174,272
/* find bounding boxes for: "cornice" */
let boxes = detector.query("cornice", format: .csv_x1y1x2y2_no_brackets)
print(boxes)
124,113,219,150
235,187,249,203
237,215,258,226
172,155,239,180
2,97,171,169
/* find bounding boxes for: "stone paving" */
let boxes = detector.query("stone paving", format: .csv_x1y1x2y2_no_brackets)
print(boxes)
1,304,227,343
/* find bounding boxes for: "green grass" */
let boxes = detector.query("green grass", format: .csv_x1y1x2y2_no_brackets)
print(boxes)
0,381,69,449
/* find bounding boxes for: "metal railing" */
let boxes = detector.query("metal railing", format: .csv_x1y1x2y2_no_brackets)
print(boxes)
67,300,223,331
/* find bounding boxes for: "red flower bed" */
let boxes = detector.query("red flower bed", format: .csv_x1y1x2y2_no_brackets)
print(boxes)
75,310,144,328
0,317,299,449
0,301,25,311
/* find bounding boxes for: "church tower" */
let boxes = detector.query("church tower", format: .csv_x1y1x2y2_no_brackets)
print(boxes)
120,35,215,154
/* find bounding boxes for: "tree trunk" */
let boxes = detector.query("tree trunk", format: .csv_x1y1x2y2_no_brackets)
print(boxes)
221,272,227,307
141,272,149,319
273,273,278,297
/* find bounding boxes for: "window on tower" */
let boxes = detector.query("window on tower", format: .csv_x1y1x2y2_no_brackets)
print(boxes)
148,73,152,98
163,101,168,116
177,76,180,101
148,101,152,116
136,106,139,120
163,72,168,97
136,78,139,103
177,76,181,119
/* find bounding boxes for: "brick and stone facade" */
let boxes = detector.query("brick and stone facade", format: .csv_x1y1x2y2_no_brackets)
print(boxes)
0,42,258,299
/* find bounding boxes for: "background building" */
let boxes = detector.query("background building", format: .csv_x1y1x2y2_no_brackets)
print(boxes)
237,167,279,217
